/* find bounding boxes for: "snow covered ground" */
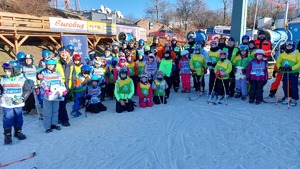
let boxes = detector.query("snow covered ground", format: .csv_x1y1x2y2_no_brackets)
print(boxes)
0,76,300,169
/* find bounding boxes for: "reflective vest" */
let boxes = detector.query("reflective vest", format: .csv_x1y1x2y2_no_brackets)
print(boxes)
139,83,150,97
153,79,166,96
215,59,232,79
180,59,190,74
56,61,74,89
87,85,101,104
22,65,37,86
0,74,26,108
136,61,146,75
117,77,131,94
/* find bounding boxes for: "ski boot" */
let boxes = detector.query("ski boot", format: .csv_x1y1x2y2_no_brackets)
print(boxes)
51,125,61,130
14,127,26,140
4,128,12,145
290,99,297,107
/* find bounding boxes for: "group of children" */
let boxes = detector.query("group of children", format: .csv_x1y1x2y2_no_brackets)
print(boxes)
1,36,300,145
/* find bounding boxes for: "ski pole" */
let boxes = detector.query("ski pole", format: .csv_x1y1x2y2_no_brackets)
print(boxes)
275,71,283,105
220,76,228,106
287,70,290,109
207,71,219,103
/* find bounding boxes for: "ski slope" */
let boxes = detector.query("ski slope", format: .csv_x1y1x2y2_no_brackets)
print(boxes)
0,77,300,169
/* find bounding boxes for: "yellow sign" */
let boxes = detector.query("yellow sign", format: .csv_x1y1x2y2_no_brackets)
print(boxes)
87,21,116,35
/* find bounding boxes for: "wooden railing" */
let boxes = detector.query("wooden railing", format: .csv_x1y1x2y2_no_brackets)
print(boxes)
0,12,51,32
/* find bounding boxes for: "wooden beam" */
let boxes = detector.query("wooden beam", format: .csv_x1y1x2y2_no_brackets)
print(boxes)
17,35,29,48
48,36,60,46
0,35,14,48
14,30,18,53
94,37,101,50
87,38,93,47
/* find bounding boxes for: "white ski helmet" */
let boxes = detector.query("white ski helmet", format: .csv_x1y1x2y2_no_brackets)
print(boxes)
181,50,189,56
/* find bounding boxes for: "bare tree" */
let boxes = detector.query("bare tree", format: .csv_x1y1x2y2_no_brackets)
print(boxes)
219,0,233,25
144,0,168,23
175,0,195,32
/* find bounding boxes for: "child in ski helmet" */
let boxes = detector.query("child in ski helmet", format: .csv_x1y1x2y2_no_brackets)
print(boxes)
232,45,252,100
144,53,158,84
39,58,67,133
152,70,168,104
179,50,191,93
85,75,107,114
190,46,207,94
136,72,153,108
276,41,300,106
71,65,91,117
106,57,118,100
73,54,82,77
246,49,268,104
22,54,38,115
1,61,31,144
114,68,135,113
213,50,233,104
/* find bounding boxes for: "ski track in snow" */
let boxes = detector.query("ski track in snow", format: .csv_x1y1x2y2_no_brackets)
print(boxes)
0,76,300,169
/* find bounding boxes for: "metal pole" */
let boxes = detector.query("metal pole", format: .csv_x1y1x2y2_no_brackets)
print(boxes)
252,0,259,40
284,0,290,27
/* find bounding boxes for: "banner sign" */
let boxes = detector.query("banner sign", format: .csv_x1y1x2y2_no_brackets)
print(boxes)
62,35,88,64
87,21,116,35
49,17,87,32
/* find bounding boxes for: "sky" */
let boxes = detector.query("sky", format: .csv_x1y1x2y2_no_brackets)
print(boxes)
73,0,221,19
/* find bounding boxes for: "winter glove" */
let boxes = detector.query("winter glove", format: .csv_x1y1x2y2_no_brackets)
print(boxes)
100,82,107,88
207,62,212,66
242,69,247,74
81,78,90,86
212,63,216,68
62,90,68,96
44,89,52,96
142,98,147,102
146,98,150,102
279,66,286,71
85,95,92,100
272,71,277,78
286,66,292,72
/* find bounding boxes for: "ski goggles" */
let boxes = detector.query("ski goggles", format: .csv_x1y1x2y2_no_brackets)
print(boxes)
219,52,227,56
82,71,90,74
45,55,56,60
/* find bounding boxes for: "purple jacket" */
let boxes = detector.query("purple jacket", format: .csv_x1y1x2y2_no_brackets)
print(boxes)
246,58,268,81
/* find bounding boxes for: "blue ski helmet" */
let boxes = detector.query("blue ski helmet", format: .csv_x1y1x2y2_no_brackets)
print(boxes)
42,50,51,58
66,44,75,51
16,52,26,62
138,39,144,45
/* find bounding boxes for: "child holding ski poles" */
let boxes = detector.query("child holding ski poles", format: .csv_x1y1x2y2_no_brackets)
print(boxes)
213,50,232,104
85,75,107,114
1,61,31,144
276,41,300,107
136,72,153,108
246,49,268,105
189,46,207,95
152,71,168,104
208,40,220,95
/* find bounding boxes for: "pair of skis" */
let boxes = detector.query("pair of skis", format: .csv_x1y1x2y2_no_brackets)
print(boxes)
0,152,36,168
